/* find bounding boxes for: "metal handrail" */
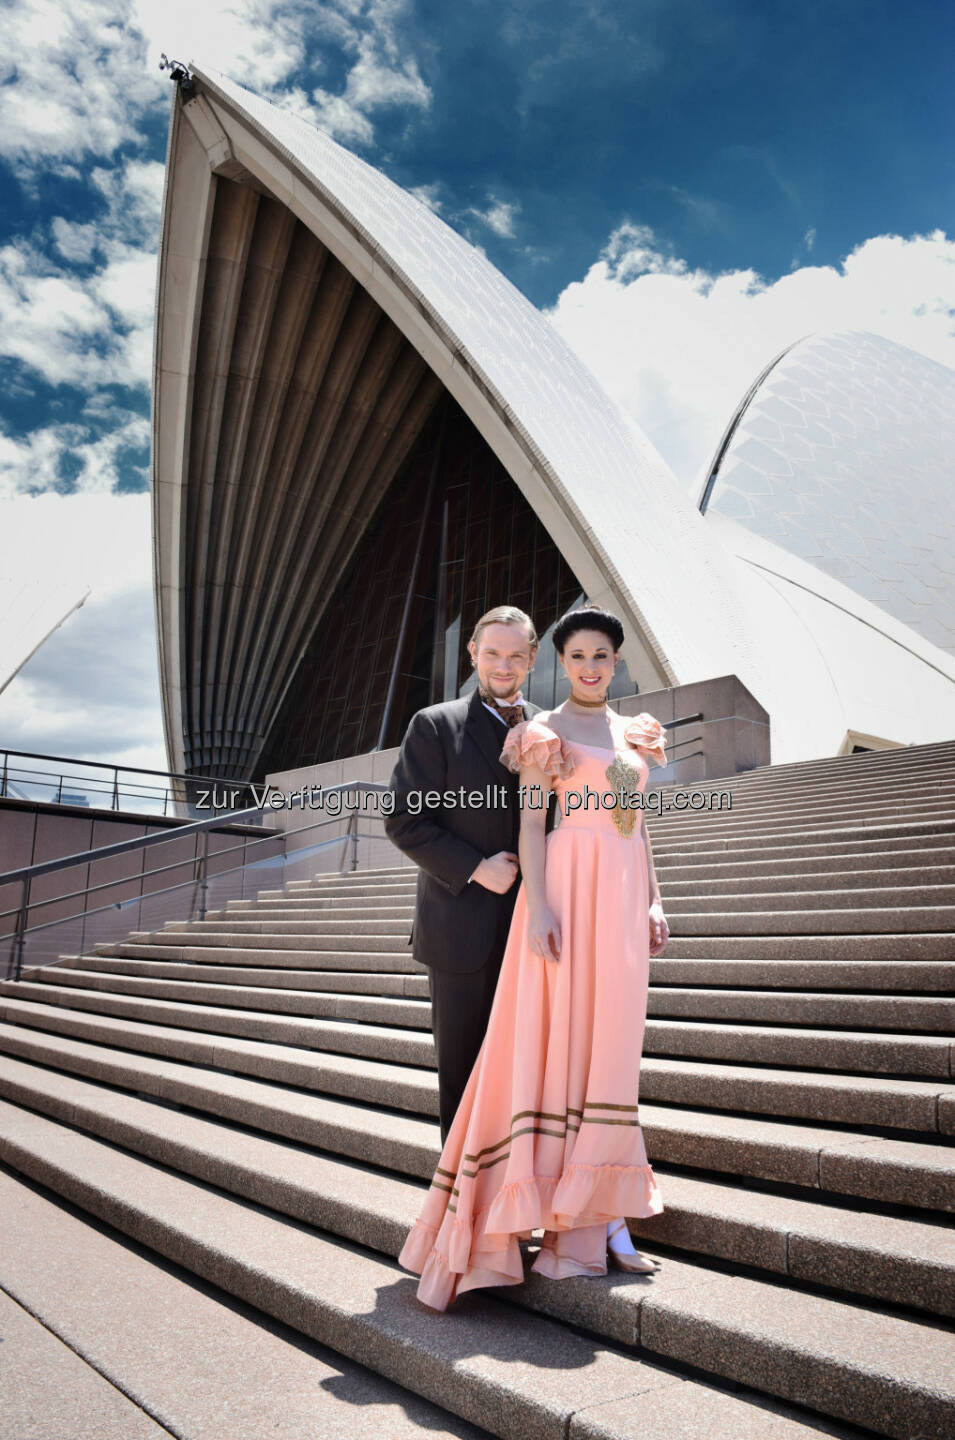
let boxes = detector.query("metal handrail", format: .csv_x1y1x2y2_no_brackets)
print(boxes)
0,745,258,787
0,781,383,888
16,826,355,942
2,780,389,981
0,745,262,816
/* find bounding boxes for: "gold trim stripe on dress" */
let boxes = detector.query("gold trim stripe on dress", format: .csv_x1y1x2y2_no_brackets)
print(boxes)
429,1102,641,1188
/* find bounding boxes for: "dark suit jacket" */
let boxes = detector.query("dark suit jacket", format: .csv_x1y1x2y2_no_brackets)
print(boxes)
384,689,541,974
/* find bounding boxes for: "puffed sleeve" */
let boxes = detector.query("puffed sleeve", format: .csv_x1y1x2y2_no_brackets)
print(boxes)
500,718,577,777
624,713,667,768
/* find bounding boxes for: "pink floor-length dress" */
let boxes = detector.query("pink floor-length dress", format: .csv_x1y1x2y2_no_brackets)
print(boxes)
398,714,667,1311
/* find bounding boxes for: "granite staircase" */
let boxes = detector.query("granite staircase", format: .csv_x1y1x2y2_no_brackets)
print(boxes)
1,738,954,1439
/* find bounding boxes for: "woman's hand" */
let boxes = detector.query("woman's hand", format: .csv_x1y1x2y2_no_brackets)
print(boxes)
528,904,561,961
649,900,669,956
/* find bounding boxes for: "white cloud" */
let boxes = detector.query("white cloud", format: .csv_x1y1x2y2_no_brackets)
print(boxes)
409,182,443,214
0,151,164,397
0,492,165,769
0,413,149,498
0,0,161,171
468,196,520,239
548,224,955,490
0,0,429,169
307,0,431,143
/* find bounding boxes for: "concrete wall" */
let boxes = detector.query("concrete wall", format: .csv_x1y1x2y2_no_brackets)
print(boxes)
0,799,282,973
618,673,770,784
265,746,410,874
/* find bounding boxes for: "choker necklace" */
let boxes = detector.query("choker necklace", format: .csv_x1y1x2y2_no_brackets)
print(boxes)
568,692,609,709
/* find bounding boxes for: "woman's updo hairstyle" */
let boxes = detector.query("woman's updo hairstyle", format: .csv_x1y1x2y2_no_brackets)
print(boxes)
552,605,625,654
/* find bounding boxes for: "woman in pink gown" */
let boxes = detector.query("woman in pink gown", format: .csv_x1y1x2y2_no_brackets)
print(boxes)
399,607,670,1310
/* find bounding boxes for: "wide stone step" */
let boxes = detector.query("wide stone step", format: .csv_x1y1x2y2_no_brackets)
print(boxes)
27,961,955,1036
4,1016,951,1214
230,880,955,918
288,866,411,887
7,978,952,1078
665,906,955,936
647,820,955,859
64,953,431,996
0,1091,951,1439
126,929,411,953
0,1169,485,1440
1,1044,952,1320
650,779,955,815
661,933,955,960
162,917,414,935
315,837,955,890
0,1103,905,1440
646,988,954,1032
331,841,952,888
645,810,955,849
669,779,955,818
649,957,955,992
63,950,955,996
661,866,955,896
16,966,433,1029
664,884,955,912
154,906,955,938
653,847,955,882
642,1017,953,1078
97,940,421,971
255,881,418,895
222,901,416,918
646,805,955,847
2,994,951,1133
660,761,955,791
0,983,434,1063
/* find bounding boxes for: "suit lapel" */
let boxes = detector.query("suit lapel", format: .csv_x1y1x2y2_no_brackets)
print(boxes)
464,689,514,781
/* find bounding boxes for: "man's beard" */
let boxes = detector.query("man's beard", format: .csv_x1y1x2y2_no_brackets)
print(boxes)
482,677,522,702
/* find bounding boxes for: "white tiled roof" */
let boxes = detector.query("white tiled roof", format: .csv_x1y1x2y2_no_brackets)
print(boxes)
703,331,955,656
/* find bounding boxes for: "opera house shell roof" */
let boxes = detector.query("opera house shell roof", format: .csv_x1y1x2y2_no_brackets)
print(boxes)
153,66,955,779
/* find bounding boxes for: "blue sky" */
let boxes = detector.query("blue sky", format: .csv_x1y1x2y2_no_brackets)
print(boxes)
0,0,952,771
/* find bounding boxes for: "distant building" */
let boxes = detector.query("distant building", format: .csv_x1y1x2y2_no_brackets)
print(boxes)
153,66,955,780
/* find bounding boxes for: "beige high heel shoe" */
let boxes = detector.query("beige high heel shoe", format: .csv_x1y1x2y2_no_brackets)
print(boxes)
606,1221,661,1274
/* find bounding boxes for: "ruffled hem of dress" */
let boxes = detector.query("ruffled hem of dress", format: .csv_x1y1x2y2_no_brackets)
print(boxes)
485,1163,664,1234
398,1215,525,1312
398,1162,664,1311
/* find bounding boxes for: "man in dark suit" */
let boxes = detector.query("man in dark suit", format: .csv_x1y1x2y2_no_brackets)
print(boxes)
384,606,540,1141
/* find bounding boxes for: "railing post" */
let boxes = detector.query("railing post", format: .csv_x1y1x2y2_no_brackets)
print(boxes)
112,768,120,810
11,874,31,982
348,810,359,872
1,750,7,798
196,830,209,920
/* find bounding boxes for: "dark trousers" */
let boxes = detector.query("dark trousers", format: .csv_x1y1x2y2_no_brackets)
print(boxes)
428,960,502,1144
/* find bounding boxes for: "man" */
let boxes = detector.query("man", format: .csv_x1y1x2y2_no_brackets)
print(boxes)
384,605,540,1142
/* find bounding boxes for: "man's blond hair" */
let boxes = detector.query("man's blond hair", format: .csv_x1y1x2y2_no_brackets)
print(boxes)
470,605,538,648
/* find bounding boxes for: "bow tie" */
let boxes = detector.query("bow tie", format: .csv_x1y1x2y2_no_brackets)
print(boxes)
479,688,525,728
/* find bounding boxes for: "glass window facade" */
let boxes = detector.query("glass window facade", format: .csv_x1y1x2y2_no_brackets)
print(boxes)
255,398,636,772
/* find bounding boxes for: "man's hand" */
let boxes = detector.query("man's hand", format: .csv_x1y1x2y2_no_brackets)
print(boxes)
471,851,519,894
527,903,561,961
649,901,669,956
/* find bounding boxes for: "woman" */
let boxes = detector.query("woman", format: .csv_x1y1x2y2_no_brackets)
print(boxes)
398,606,669,1310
